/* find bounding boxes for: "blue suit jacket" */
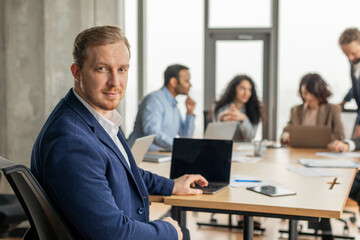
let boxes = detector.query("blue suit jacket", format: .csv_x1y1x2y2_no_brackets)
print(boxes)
31,89,177,240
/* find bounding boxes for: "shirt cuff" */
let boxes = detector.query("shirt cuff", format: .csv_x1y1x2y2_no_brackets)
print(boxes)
344,139,356,152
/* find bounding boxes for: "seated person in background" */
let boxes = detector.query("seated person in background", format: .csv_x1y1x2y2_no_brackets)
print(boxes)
281,73,344,144
128,64,196,151
213,74,263,141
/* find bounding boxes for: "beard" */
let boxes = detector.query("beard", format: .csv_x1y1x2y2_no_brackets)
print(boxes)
353,58,360,64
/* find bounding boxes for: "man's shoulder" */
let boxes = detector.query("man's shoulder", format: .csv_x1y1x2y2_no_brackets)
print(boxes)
40,99,93,143
141,88,167,105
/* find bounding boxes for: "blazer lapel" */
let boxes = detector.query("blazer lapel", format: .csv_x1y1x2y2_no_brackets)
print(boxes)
117,132,149,196
317,104,327,125
65,89,133,175
64,89,147,197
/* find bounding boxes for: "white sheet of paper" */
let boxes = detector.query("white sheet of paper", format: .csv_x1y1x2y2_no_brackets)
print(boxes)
229,174,279,188
287,167,340,177
234,142,254,151
232,156,262,163
299,158,360,168
316,152,360,158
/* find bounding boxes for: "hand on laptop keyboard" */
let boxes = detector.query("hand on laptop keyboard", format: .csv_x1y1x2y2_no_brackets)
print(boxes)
172,174,208,195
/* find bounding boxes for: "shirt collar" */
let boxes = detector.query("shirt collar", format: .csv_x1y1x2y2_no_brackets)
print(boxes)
161,86,178,106
72,89,122,133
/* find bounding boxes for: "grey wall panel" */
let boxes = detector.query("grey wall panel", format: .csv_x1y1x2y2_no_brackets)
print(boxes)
5,0,45,165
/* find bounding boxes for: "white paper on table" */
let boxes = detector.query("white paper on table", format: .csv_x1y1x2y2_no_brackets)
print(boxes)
287,167,340,177
229,174,279,188
234,142,254,151
232,156,262,163
316,152,360,158
299,158,360,168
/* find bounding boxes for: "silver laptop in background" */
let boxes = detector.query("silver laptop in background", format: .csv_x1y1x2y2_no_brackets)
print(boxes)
130,135,156,164
204,122,238,140
288,125,331,148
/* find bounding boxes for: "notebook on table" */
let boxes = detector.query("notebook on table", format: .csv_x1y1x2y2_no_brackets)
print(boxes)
130,135,156,165
170,138,233,194
288,125,331,148
143,153,171,163
204,122,238,140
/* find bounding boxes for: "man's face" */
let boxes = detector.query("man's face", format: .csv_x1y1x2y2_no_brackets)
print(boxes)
72,41,130,116
341,41,360,64
174,69,191,95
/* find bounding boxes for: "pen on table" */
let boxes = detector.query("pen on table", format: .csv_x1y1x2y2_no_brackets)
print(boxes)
235,180,262,182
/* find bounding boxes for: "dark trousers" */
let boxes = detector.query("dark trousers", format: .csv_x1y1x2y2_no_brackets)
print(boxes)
180,225,190,240
349,171,360,205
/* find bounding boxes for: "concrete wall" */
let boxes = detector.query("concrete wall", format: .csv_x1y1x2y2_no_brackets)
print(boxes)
0,0,125,167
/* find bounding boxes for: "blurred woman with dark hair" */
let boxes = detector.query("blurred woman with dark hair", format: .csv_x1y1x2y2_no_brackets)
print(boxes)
214,75,263,141
281,73,344,144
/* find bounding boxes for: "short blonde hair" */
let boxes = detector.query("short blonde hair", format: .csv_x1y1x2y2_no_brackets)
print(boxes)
339,28,360,45
73,25,130,69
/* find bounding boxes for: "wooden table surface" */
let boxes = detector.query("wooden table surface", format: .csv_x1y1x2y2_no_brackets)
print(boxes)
142,147,358,219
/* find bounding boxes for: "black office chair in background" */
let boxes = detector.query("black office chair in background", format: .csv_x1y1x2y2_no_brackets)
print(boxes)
0,156,78,240
0,193,27,238
203,110,212,133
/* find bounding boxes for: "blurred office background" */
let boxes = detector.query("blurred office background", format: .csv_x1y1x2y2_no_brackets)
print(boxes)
1,0,359,166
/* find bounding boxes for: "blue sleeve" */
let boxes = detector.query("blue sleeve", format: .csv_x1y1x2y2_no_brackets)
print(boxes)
138,168,174,195
43,136,177,240
353,136,360,150
239,116,258,141
178,114,195,137
140,95,174,150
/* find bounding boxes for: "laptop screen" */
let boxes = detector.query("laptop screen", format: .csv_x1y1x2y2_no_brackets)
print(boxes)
170,138,233,183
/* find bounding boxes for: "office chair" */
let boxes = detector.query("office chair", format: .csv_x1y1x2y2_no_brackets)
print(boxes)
203,110,212,133
0,193,28,238
341,108,358,139
0,156,79,240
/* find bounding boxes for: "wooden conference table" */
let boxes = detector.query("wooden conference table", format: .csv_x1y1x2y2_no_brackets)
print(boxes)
140,147,358,240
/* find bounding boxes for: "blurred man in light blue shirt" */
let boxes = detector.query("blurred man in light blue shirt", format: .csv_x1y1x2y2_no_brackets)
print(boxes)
128,64,196,150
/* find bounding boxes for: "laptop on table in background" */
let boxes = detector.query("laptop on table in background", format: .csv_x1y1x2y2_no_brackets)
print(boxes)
170,138,233,194
288,125,331,148
204,122,238,140
130,135,156,165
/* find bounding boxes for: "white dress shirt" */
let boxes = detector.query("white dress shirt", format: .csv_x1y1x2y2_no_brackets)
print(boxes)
73,89,131,168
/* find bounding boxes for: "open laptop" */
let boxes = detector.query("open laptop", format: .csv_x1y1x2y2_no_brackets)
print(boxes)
170,138,233,194
130,135,156,164
204,122,238,140
288,125,331,148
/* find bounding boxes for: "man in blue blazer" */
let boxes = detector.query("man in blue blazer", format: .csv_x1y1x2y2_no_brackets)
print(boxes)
31,26,207,240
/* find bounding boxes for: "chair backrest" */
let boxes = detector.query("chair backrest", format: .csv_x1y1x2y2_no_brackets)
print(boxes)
203,110,212,133
341,109,357,139
0,156,78,240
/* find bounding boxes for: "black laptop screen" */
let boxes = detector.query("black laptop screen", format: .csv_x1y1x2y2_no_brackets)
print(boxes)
170,138,233,182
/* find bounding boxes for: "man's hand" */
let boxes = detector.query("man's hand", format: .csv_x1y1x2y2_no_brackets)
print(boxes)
163,217,183,240
327,140,349,152
185,96,196,116
172,174,208,195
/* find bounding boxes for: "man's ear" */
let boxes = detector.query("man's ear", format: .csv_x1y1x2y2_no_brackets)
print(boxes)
169,77,178,88
70,64,81,83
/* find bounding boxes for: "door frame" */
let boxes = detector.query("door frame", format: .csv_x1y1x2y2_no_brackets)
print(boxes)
204,0,279,140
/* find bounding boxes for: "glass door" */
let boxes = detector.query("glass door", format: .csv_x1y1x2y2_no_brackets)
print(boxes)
215,40,264,140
